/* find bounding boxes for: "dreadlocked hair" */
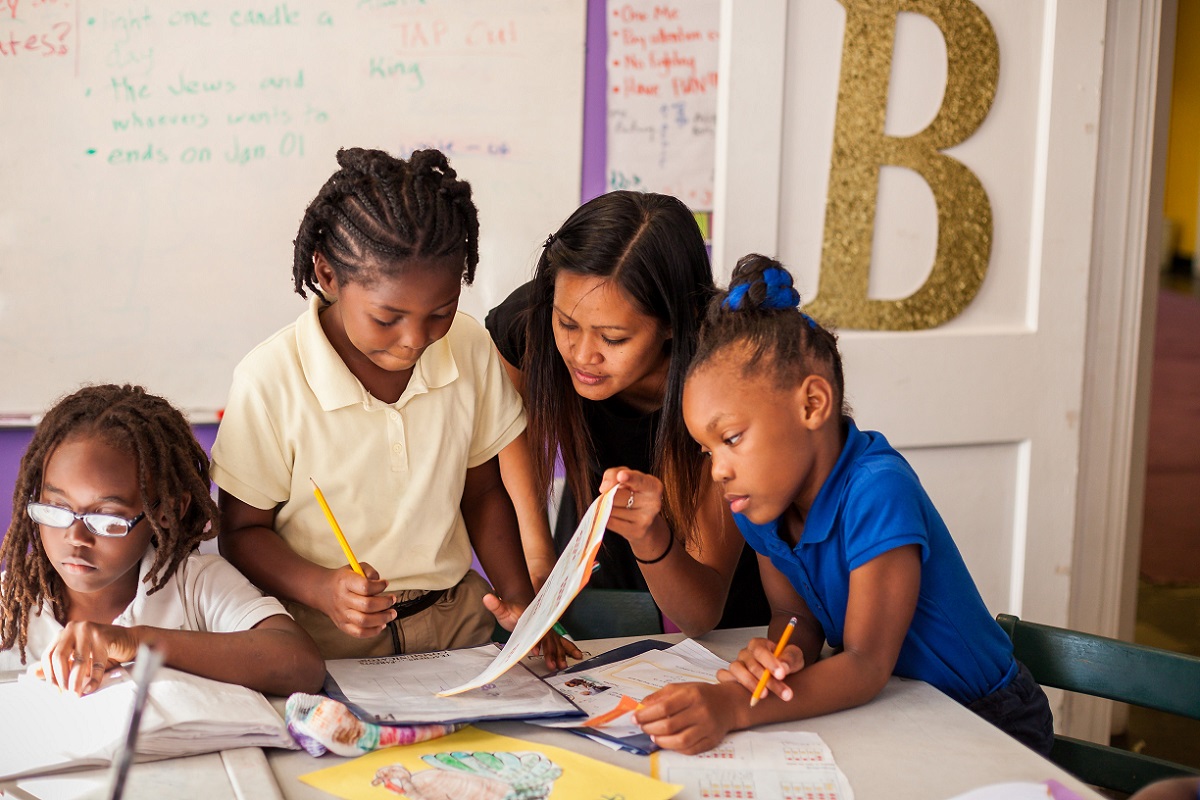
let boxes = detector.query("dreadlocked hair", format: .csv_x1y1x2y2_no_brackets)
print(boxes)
0,384,219,664
292,147,479,297
691,254,848,416
523,191,714,544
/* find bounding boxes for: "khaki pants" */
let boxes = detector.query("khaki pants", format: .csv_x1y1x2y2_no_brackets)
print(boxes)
289,570,496,660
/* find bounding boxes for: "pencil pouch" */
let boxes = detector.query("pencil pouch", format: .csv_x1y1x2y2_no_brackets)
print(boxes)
285,693,461,757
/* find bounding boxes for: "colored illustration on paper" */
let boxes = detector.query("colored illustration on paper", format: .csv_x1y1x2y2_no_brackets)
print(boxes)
561,676,612,696
299,725,681,800
371,750,563,800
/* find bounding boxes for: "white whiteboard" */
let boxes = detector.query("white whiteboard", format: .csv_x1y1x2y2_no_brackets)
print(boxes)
0,0,585,417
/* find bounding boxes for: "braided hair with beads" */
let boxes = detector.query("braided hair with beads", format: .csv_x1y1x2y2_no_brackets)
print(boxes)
292,147,479,298
691,254,848,416
0,384,219,664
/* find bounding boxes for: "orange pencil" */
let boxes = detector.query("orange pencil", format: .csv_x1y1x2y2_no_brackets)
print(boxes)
750,616,798,707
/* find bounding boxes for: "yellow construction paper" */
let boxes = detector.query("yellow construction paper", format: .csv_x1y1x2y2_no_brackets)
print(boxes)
299,725,680,800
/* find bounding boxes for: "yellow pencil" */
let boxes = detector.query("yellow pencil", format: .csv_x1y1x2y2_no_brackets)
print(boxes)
310,478,365,577
750,616,798,707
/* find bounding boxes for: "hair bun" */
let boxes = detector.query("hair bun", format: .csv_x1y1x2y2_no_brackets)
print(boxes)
722,254,800,312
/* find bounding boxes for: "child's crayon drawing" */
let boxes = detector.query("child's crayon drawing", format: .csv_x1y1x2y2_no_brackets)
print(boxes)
301,726,680,800
370,750,562,800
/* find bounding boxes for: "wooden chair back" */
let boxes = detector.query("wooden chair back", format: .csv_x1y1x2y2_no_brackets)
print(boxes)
997,613,1200,795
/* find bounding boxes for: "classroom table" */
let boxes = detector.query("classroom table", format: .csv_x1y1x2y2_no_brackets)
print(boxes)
3,627,1106,800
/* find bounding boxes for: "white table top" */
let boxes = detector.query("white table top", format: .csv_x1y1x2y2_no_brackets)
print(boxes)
4,628,1105,800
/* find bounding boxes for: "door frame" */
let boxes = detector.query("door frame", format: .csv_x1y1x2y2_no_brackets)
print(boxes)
712,0,1172,742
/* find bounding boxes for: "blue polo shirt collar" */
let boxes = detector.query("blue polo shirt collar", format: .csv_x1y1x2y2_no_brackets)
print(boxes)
801,417,870,546
733,417,868,551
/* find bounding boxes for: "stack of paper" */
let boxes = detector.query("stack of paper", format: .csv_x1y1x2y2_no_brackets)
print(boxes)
323,642,583,725
0,667,296,780
534,638,729,753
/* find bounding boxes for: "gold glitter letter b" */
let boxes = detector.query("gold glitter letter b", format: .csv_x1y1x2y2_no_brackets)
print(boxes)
806,0,998,330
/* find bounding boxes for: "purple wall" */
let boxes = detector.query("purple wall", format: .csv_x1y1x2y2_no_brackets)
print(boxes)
0,428,32,529
582,0,609,204
0,425,219,533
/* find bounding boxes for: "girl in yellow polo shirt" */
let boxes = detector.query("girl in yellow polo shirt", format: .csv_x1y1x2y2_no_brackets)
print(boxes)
211,147,574,665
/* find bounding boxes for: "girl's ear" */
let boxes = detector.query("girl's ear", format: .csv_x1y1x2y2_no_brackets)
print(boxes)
155,496,191,529
796,375,835,430
313,252,339,298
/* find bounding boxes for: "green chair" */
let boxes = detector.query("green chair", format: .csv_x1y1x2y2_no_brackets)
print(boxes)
492,588,663,644
557,588,664,640
997,613,1200,795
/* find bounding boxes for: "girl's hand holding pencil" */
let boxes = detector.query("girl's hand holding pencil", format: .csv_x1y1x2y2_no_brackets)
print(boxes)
637,618,807,754
310,478,397,638
717,617,806,704
320,562,396,639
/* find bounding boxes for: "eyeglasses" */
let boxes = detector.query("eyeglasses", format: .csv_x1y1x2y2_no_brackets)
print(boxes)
27,502,148,538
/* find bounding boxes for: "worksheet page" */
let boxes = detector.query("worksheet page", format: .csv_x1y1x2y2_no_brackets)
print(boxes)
324,644,582,725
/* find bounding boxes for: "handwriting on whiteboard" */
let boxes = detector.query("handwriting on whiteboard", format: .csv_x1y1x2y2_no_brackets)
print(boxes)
606,0,718,210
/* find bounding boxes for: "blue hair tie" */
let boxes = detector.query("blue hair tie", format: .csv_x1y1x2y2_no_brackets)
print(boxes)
800,312,818,330
722,284,750,311
722,266,808,316
761,268,801,310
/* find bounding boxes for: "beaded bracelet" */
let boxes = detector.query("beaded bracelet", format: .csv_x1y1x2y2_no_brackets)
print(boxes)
632,531,675,565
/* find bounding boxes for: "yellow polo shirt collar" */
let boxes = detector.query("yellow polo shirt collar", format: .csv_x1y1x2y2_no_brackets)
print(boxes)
296,297,460,411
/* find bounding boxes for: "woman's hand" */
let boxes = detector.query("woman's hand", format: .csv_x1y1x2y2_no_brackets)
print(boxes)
599,467,674,561
37,621,137,696
483,593,582,670
718,637,806,702
318,562,396,638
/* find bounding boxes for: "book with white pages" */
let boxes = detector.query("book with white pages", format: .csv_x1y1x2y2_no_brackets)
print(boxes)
0,665,296,780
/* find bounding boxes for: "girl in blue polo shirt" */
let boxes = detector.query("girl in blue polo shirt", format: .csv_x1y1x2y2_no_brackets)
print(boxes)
634,254,1053,755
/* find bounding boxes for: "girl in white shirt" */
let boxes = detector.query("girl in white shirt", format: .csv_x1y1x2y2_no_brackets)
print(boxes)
0,384,324,697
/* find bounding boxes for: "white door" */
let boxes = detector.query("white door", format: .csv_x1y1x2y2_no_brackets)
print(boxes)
714,0,1111,725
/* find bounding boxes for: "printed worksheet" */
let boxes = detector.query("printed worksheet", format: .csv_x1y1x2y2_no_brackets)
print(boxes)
324,644,582,725
653,730,855,800
537,639,728,741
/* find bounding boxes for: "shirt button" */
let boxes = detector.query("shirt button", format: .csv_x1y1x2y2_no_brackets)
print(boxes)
393,443,403,453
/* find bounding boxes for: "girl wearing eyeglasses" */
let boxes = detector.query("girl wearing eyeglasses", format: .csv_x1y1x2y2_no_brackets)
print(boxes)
0,384,325,697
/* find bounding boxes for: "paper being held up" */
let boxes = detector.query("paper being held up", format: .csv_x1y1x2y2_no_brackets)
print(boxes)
438,485,619,696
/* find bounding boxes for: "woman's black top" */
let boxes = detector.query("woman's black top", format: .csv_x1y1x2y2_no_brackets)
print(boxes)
485,282,770,629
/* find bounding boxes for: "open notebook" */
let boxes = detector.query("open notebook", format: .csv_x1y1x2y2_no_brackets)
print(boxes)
0,665,296,780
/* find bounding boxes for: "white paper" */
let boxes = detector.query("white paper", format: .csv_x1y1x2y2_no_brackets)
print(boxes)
607,0,720,209
0,667,295,780
438,486,618,696
655,730,855,800
324,643,581,724
943,782,1077,800
537,639,727,739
